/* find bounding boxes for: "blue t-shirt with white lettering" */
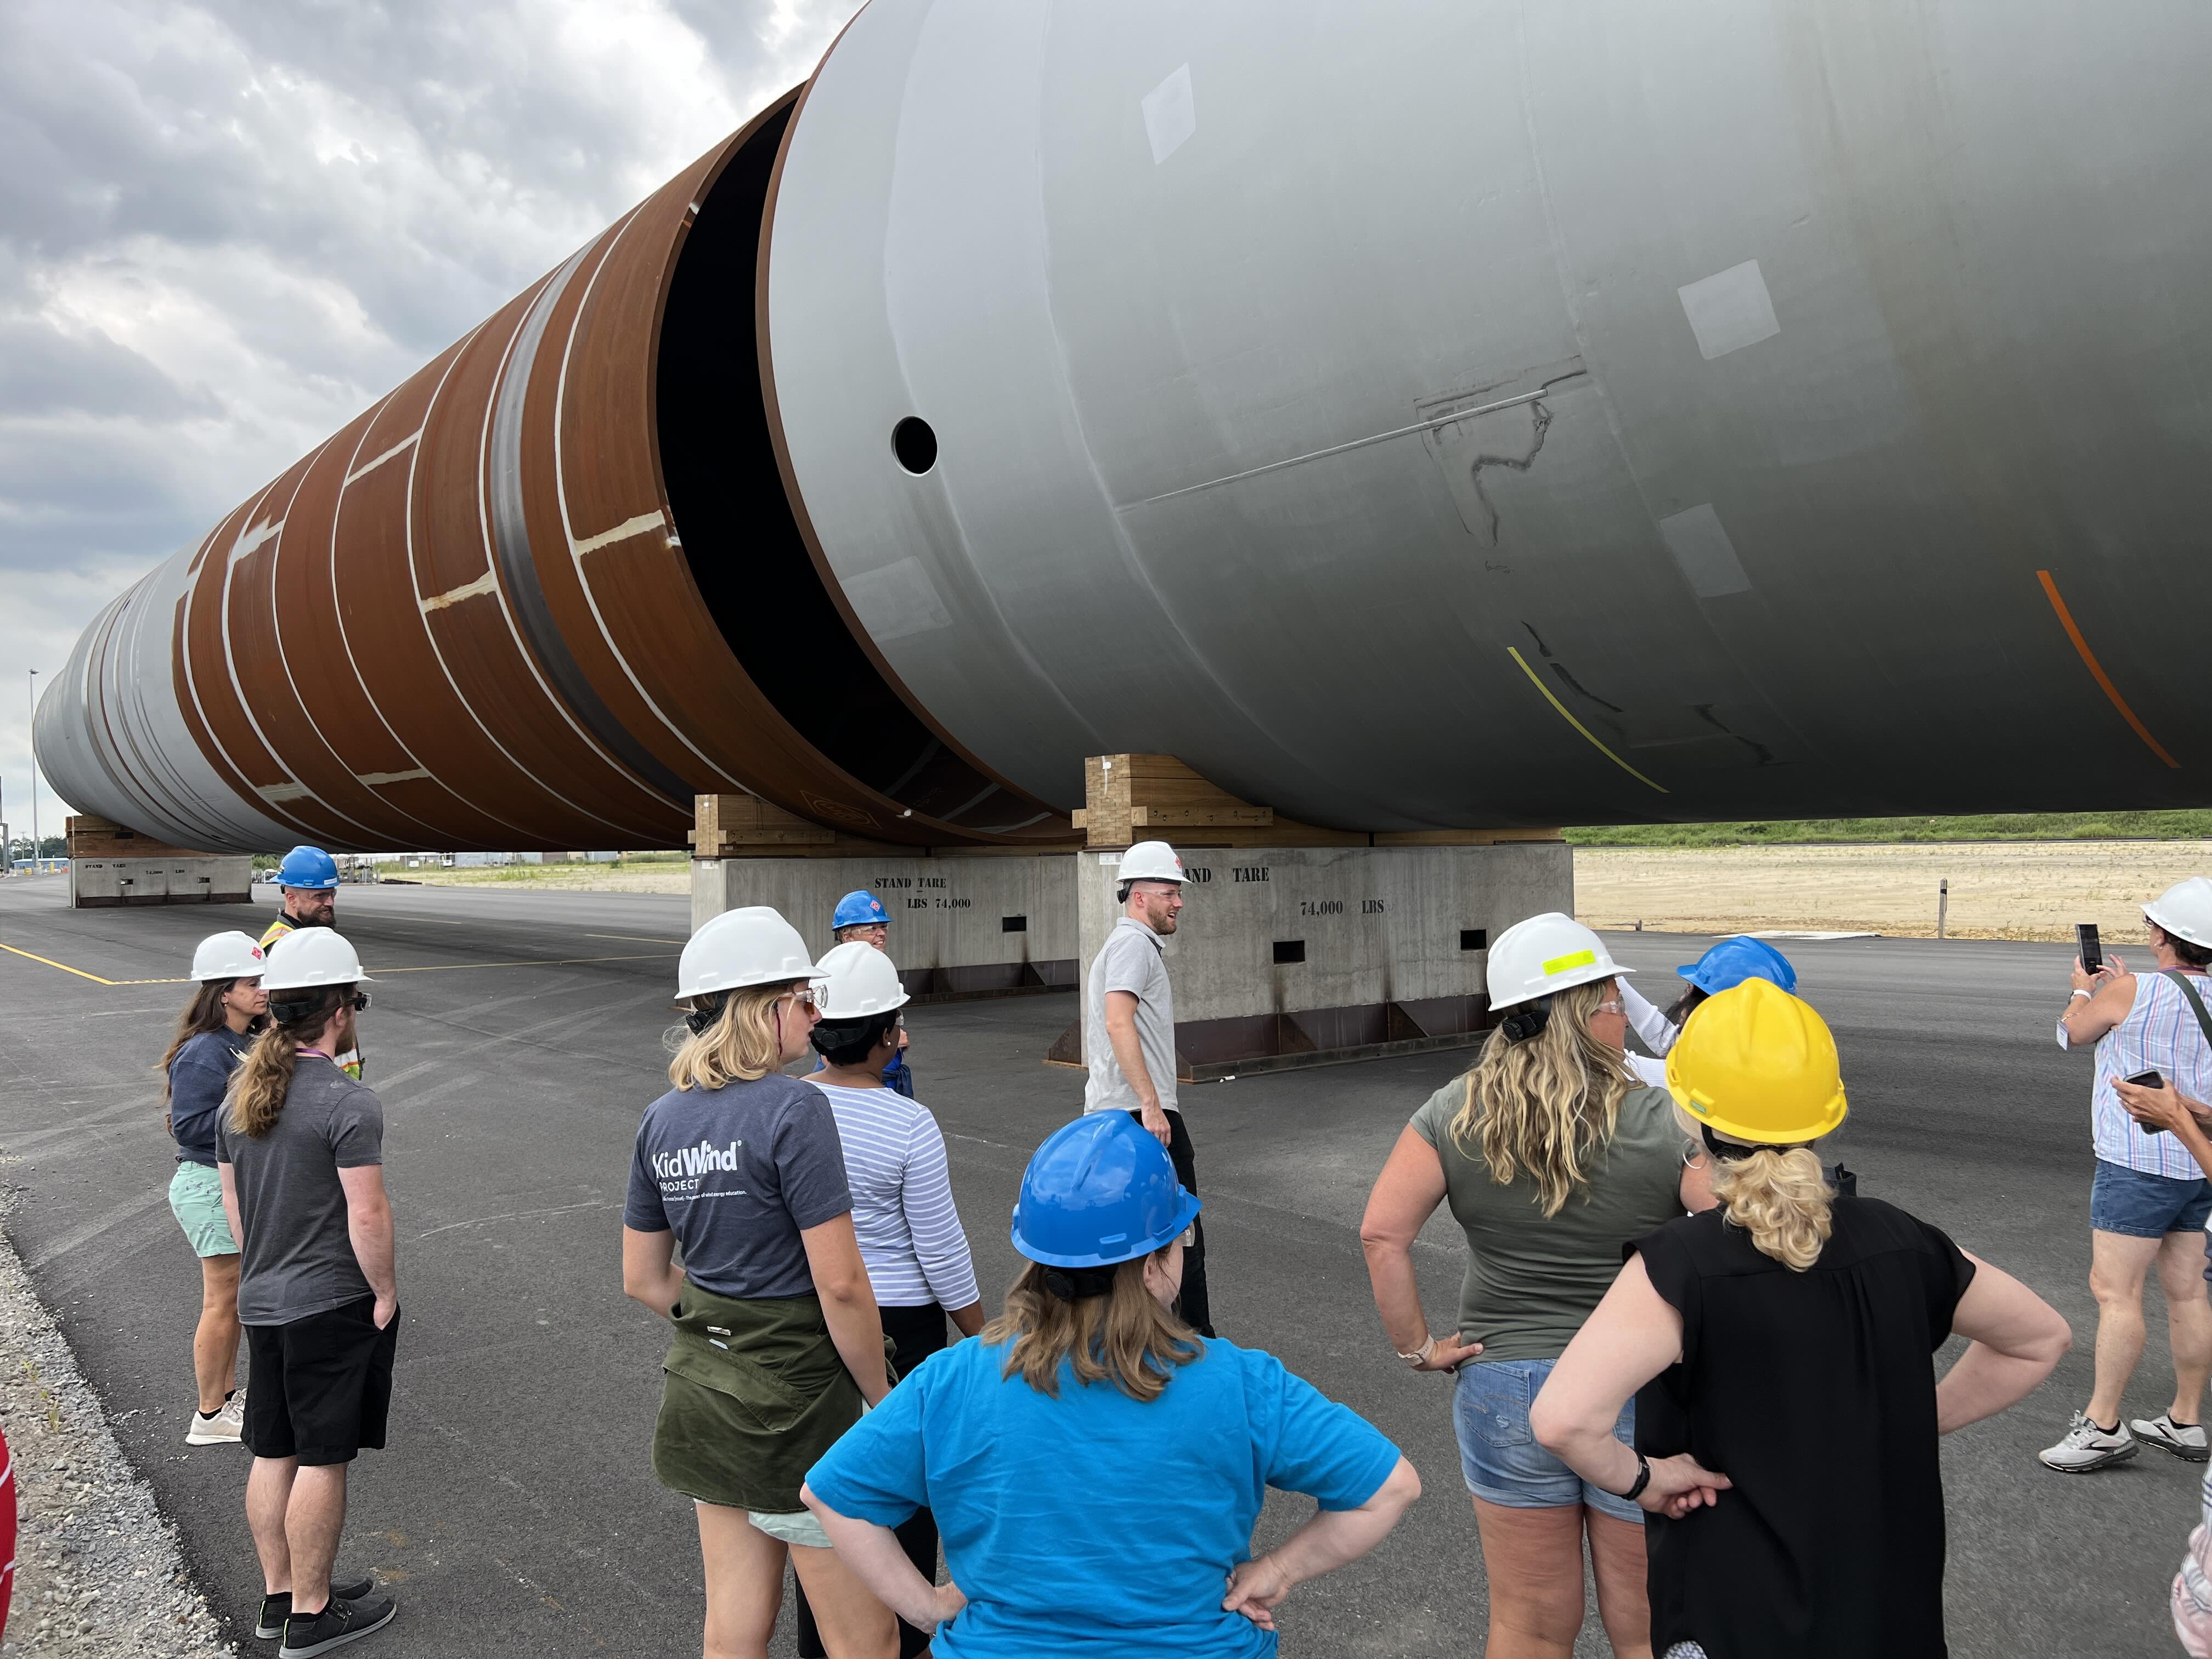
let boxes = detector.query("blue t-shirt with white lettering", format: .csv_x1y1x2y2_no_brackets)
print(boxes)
805,1335,1402,1657
624,1073,851,1300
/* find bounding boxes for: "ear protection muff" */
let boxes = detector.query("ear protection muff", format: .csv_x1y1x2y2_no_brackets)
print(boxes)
1499,996,1553,1043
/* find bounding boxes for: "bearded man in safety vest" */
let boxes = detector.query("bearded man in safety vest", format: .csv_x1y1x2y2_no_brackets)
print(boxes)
259,847,362,1079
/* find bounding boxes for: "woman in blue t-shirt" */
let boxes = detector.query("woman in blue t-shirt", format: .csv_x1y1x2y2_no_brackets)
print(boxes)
161,930,268,1446
802,1111,1421,1657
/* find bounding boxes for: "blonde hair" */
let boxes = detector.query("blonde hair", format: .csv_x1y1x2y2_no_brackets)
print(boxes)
1451,979,1635,1216
227,986,343,1139
982,1254,1200,1403
1709,1146,1835,1271
668,982,798,1092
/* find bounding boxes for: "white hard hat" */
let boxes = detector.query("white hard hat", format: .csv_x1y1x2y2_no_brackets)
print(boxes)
190,931,266,983
678,906,825,1000
2147,878,2212,949
813,940,911,1018
1484,912,1633,1011
261,928,374,992
1118,840,1185,884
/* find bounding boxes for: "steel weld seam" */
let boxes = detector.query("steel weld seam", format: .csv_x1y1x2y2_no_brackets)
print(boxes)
548,200,751,794
1504,645,1668,793
325,340,523,844
2035,569,2180,769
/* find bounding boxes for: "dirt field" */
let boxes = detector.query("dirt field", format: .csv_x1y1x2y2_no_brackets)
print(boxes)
1574,840,2212,941
392,859,690,895
393,840,2212,944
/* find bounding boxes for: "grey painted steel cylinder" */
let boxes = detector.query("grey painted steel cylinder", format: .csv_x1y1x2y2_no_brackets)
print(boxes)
768,0,2212,830
40,1,2212,849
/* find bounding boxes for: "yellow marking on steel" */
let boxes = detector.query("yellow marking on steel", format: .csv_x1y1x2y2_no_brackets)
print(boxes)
1504,647,1668,793
2037,570,2180,769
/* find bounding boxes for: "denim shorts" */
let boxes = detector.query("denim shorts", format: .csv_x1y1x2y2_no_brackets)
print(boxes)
2091,1158,2212,1239
1454,1357,1642,1525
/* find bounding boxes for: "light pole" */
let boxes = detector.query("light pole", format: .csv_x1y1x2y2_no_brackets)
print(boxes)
26,669,38,870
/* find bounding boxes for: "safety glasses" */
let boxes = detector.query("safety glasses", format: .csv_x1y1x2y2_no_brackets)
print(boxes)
347,991,372,1013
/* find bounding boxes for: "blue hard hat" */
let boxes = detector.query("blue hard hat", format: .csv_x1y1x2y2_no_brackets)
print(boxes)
1677,936,1798,997
832,890,889,930
276,846,340,890
1011,1113,1203,1269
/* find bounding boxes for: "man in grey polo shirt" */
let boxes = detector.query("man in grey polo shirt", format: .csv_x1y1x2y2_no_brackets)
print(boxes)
1081,839,1212,1334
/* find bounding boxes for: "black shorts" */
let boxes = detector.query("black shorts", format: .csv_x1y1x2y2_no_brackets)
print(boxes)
244,1297,399,1466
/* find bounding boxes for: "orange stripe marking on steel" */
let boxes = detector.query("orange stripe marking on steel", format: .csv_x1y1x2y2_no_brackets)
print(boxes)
2035,570,2180,769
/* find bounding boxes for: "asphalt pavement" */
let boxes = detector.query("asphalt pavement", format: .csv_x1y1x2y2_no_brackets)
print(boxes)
0,878,2192,1656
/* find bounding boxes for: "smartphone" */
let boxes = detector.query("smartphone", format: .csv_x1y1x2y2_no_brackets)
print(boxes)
2078,923,2103,974
2127,1068,2168,1132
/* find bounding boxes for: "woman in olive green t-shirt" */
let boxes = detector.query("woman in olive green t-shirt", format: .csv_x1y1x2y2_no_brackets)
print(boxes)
1363,951,1711,1659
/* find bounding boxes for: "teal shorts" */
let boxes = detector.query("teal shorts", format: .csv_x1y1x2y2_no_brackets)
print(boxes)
168,1163,237,1257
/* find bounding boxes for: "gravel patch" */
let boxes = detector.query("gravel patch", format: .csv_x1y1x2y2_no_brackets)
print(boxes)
0,1206,233,1658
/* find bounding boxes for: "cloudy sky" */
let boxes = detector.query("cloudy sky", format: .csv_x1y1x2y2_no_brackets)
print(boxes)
0,0,859,834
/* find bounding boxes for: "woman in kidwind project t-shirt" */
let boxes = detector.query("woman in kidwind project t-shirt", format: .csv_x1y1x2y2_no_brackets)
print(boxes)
620,908,899,1659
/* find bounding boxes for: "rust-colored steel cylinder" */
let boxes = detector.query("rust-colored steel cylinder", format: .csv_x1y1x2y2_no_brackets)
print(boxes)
35,88,1067,855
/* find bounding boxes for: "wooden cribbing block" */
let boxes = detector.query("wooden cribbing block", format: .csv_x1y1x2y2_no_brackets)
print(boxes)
688,794,836,855
65,814,218,861
1074,757,1564,850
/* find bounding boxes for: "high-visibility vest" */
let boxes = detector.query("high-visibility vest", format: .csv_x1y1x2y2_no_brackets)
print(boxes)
256,916,363,1080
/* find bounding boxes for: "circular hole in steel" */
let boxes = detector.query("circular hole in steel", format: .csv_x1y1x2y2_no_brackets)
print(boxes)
892,416,938,475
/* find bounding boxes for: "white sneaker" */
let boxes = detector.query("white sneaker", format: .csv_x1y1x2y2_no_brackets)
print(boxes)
2132,1412,2211,1463
2039,1410,2139,1472
185,1390,245,1446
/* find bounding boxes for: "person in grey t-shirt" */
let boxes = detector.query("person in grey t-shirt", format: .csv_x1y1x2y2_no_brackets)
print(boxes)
1080,840,1211,1335
216,928,397,1654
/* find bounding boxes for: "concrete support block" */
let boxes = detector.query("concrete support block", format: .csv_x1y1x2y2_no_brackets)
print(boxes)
692,856,1077,1000
1064,842,1573,1077
70,855,252,909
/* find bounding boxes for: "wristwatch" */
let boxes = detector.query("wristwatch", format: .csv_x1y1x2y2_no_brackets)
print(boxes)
1616,1452,1652,1502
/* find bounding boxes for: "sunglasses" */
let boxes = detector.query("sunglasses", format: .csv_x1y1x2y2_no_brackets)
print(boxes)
347,991,371,1013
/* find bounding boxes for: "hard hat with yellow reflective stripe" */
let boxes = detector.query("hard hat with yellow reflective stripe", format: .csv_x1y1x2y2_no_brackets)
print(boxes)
1483,912,1633,1011
1665,979,1848,1145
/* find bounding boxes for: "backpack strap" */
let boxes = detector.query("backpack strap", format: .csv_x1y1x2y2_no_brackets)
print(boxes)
2163,968,2212,1052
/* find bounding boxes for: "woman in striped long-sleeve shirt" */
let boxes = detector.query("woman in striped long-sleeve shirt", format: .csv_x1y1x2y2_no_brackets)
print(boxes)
799,942,983,1659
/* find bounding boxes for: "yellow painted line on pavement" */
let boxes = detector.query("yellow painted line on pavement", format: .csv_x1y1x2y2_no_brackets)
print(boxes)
584,933,687,945
1,940,675,985
0,941,186,985
1505,646,1668,793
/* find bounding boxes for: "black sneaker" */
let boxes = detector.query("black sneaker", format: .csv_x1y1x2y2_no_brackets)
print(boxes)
256,1576,378,1639
278,1593,397,1656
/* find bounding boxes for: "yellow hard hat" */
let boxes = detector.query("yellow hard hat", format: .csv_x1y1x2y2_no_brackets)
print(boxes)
1665,979,1847,1145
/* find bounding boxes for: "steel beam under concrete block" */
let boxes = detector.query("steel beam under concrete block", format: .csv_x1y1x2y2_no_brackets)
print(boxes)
1056,842,1572,1079
691,856,1077,1001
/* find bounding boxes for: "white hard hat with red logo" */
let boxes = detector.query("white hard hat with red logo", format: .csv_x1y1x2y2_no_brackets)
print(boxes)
189,931,266,983
1118,840,1185,884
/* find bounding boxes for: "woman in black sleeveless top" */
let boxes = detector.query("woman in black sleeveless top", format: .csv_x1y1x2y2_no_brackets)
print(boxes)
1530,981,2069,1659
